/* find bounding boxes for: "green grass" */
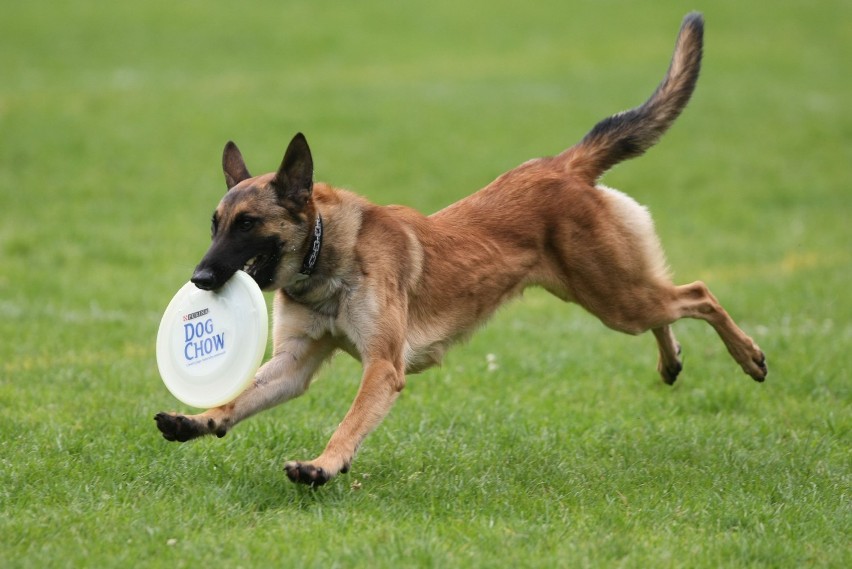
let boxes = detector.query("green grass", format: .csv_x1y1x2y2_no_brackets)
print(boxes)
1,0,849,567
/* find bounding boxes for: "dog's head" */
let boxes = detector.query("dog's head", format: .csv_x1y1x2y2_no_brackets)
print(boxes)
191,133,317,291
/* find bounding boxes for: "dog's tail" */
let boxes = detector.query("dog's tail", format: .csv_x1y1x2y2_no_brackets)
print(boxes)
560,12,704,182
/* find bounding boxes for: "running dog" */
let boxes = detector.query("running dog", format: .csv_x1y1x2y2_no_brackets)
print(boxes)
156,13,766,486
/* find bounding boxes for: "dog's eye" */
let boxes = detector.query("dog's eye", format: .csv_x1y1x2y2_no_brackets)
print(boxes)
235,217,256,232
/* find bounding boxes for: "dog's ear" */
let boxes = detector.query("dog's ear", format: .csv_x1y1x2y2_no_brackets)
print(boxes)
271,133,313,213
222,141,252,190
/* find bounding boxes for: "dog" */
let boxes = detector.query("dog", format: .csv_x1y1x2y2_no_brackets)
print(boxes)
155,12,766,486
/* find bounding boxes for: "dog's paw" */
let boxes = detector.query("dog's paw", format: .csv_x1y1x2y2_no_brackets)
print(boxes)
727,338,767,383
659,360,683,385
154,412,207,442
658,343,683,385
734,339,767,382
284,461,334,486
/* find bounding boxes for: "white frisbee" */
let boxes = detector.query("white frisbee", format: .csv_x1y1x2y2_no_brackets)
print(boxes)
156,270,268,409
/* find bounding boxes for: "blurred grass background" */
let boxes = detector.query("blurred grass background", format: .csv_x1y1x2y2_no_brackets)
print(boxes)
1,0,849,567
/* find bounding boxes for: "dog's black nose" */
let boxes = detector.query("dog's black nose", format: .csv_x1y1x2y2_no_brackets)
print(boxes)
191,267,218,290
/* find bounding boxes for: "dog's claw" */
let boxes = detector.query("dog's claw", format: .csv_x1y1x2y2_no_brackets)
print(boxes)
284,461,332,486
751,352,768,382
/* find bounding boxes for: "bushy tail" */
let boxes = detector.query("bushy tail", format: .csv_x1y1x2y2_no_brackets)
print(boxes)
561,12,704,182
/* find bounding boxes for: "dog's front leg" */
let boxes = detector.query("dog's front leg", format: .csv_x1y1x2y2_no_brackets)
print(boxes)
155,335,336,442
284,357,405,486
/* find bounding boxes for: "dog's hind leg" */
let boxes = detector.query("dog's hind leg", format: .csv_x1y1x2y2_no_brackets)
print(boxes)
652,325,683,384
570,277,765,383
669,280,767,381
598,280,766,382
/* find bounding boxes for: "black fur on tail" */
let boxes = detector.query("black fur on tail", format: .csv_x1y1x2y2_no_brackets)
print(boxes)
562,12,704,181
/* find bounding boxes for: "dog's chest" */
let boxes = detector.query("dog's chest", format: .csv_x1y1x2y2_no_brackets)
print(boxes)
402,321,472,374
403,340,449,374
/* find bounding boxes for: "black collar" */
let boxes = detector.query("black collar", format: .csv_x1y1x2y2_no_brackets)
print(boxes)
299,213,323,276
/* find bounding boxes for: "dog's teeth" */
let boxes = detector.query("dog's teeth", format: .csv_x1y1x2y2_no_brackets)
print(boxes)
243,256,258,271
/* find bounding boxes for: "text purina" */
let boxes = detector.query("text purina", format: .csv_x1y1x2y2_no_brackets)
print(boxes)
183,318,226,362
182,308,209,322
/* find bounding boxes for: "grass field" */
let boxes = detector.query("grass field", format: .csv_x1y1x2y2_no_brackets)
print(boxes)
1,0,849,567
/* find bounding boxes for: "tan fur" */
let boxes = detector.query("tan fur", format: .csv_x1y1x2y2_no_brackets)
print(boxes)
156,13,766,486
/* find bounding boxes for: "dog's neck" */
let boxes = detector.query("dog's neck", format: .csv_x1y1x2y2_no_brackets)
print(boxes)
282,212,331,306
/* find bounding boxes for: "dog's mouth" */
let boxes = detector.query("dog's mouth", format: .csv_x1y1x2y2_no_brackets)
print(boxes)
241,251,280,289
242,255,261,274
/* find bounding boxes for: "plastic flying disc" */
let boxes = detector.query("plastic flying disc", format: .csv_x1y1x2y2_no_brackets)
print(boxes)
156,270,268,409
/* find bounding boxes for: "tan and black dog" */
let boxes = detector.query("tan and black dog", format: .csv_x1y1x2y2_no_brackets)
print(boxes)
156,13,766,486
